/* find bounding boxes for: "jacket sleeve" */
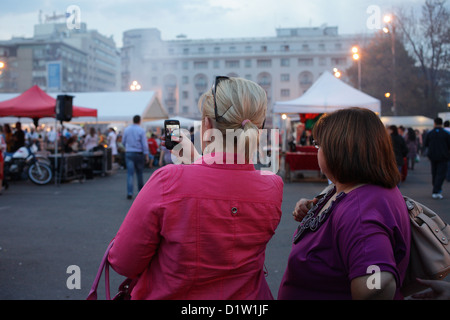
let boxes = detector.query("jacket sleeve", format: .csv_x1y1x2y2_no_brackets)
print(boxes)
108,168,167,278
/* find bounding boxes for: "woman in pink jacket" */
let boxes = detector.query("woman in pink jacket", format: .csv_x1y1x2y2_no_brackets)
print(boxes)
108,77,283,299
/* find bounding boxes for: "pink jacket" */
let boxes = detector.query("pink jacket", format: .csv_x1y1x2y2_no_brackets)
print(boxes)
108,153,283,299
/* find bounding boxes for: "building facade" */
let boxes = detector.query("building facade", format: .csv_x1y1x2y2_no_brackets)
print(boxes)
0,38,88,93
0,21,120,93
121,26,365,123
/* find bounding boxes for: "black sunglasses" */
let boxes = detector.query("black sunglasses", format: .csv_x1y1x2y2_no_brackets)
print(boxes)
211,76,231,122
211,75,266,129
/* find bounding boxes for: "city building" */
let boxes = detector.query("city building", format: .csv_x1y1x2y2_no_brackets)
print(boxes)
0,38,88,93
121,25,366,125
0,20,120,93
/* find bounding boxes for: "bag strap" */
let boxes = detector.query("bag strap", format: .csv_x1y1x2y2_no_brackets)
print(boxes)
405,198,449,246
416,212,449,245
87,240,114,300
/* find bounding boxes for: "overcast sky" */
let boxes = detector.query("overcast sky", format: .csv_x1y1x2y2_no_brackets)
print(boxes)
0,0,429,47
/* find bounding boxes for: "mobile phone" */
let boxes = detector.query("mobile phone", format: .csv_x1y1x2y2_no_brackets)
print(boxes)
164,119,180,150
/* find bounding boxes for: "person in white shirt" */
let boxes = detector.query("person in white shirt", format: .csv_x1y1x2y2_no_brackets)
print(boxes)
107,127,118,162
84,127,98,151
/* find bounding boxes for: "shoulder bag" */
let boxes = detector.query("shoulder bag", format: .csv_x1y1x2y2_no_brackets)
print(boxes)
87,240,136,300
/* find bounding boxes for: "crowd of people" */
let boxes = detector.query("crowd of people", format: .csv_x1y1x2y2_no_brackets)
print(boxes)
0,119,180,195
1,77,450,299
107,76,450,300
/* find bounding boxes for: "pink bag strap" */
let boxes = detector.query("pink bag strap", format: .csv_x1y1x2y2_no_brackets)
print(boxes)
87,240,114,300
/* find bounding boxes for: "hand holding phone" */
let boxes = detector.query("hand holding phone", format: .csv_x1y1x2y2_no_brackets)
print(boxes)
164,119,180,150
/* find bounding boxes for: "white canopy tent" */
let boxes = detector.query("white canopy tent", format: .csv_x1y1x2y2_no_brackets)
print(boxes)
273,71,381,114
380,116,434,131
49,91,168,123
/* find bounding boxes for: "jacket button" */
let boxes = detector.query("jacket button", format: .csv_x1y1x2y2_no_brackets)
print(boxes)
231,207,238,215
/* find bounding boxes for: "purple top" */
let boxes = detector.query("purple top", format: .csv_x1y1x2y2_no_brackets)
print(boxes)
278,184,410,300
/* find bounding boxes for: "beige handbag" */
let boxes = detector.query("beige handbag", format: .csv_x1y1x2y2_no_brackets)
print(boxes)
401,196,450,296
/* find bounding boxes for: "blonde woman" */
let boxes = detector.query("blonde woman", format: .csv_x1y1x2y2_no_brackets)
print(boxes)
108,76,283,299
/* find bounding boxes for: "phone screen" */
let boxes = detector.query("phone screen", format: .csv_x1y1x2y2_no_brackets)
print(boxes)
164,120,180,150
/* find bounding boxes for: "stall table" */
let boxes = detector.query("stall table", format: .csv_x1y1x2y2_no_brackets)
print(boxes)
49,153,85,183
284,151,322,182
82,147,112,177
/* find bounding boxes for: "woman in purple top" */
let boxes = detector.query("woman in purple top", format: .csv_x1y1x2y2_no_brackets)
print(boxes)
279,108,411,300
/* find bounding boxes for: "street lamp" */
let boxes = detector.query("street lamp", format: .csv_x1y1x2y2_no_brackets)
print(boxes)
352,46,361,90
0,61,5,76
130,80,141,91
384,14,397,116
333,68,341,78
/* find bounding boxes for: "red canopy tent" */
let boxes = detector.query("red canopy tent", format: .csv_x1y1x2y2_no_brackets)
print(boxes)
0,85,97,119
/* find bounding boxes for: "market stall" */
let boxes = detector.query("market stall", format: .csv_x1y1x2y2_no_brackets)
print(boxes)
273,71,381,181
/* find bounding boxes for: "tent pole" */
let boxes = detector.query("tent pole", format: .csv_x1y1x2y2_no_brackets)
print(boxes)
54,117,57,186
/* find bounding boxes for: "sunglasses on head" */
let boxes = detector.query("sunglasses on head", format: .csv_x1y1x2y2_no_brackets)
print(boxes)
211,76,231,122
211,76,266,129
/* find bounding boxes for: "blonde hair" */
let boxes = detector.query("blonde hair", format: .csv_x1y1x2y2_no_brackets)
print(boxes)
198,77,267,162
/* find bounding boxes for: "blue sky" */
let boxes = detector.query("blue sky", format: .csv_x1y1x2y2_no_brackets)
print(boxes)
0,0,427,47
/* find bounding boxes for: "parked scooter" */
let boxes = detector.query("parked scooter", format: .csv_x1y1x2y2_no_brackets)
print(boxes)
3,144,53,185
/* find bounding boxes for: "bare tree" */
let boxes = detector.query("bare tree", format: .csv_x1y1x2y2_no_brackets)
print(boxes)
396,0,450,116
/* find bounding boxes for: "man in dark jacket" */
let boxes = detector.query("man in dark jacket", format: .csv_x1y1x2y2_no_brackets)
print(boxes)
389,125,408,182
424,117,450,199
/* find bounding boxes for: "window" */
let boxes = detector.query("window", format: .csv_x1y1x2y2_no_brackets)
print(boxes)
299,71,314,87
225,60,240,68
182,91,189,99
331,57,347,65
281,45,289,52
245,59,251,68
198,47,205,53
302,44,309,51
280,58,290,67
183,48,189,55
257,59,271,67
261,45,267,52
318,43,325,51
182,61,189,70
194,61,208,69
213,60,220,68
182,106,189,114
194,74,208,91
298,58,313,66
319,57,327,66
281,74,290,82
182,76,189,84
281,89,290,97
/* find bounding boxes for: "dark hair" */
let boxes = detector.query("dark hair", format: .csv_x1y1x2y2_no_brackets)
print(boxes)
389,125,398,136
407,127,416,142
312,107,400,189
133,115,141,124
434,117,443,126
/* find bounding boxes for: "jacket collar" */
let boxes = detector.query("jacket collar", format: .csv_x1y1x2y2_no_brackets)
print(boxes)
194,152,256,171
